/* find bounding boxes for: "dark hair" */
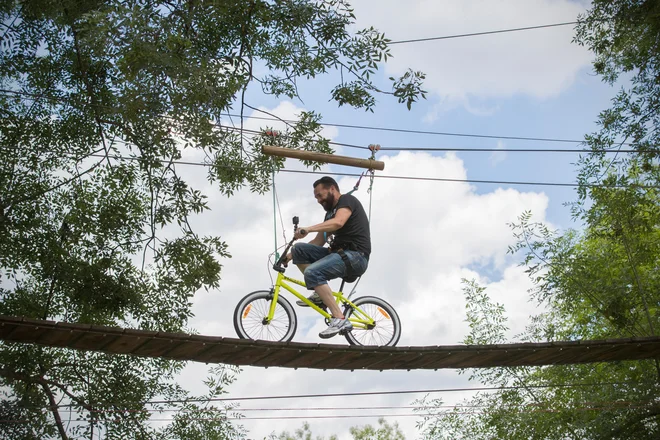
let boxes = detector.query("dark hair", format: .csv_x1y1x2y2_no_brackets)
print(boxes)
313,176,340,191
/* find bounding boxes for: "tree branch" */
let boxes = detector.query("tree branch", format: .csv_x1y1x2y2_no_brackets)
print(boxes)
607,405,660,439
69,18,114,170
40,382,69,440
10,152,105,207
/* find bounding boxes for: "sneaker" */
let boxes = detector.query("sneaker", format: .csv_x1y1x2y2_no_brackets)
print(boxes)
296,293,324,307
319,317,353,339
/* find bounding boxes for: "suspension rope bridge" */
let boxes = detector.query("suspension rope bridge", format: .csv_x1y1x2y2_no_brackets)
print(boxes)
3,147,658,371
2,315,659,371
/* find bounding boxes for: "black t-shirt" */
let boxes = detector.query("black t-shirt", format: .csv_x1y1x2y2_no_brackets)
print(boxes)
324,194,371,256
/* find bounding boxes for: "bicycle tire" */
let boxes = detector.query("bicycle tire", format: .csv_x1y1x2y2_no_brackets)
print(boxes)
233,290,297,342
344,296,401,347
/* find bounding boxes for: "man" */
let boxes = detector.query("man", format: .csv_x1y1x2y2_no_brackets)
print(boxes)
285,176,371,339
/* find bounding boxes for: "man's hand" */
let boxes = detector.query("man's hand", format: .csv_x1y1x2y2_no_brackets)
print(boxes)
294,227,309,240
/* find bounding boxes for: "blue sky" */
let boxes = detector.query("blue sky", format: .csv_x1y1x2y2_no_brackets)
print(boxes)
171,1,628,438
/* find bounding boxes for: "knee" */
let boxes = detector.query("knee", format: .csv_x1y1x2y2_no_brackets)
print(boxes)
303,266,316,282
296,263,309,274
304,266,322,286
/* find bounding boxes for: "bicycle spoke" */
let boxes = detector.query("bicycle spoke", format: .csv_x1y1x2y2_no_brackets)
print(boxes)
239,296,293,342
347,300,398,346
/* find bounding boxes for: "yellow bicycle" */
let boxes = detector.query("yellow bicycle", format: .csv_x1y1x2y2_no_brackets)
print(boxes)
233,217,401,346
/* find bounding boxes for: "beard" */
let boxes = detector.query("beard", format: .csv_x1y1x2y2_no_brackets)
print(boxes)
322,193,337,212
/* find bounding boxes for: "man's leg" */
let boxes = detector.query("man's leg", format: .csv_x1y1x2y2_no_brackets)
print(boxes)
314,283,343,318
291,243,330,307
302,253,354,338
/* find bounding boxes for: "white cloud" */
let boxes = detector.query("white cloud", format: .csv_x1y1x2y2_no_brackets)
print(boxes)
352,0,593,115
489,140,507,167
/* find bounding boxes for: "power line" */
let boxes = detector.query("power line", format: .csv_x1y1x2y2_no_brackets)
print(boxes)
3,139,654,191
139,405,660,421
139,382,645,406
50,399,653,414
225,112,594,146
277,168,658,189
388,21,578,45
0,88,637,150
182,122,639,154
46,382,647,410
23,403,657,424
32,152,658,189
54,405,480,414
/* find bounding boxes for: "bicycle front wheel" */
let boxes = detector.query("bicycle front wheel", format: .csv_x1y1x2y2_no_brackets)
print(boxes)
344,296,401,347
233,290,297,342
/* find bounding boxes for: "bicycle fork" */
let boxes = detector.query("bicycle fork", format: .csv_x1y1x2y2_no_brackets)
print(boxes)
264,273,285,324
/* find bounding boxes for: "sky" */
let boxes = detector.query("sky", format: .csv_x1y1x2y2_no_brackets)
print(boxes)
157,1,620,438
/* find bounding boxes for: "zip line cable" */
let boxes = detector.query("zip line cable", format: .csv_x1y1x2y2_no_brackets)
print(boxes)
48,399,656,415
196,124,639,154
16,150,657,190
0,88,641,152
1,87,595,147
219,120,641,155
128,381,652,406
27,403,657,424
43,381,648,410
224,113,593,145
7,402,657,425
387,21,578,45
274,168,659,189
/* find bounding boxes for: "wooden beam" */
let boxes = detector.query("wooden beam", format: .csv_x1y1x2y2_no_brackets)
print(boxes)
262,145,385,171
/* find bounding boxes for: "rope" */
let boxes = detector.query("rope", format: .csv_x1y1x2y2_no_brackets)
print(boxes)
271,169,279,261
266,130,283,261
345,144,379,293
366,144,379,222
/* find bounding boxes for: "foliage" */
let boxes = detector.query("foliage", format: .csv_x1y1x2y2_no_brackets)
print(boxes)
415,263,659,439
413,3,660,437
271,418,405,440
271,422,338,440
0,0,425,438
573,0,660,197
349,418,406,440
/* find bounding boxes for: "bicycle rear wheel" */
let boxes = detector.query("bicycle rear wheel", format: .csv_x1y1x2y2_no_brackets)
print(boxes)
233,290,297,342
344,296,401,347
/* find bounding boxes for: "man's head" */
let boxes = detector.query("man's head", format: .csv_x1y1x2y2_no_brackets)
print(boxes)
313,176,341,212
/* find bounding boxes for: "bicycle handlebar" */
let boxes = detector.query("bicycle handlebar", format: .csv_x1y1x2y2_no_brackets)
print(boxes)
273,216,300,272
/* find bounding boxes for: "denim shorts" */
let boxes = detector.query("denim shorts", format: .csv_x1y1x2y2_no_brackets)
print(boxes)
291,243,369,290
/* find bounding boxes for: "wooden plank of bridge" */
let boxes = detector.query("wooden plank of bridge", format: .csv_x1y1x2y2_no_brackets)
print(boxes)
1,315,659,370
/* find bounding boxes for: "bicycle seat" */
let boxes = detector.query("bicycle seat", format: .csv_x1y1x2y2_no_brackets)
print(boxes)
342,275,359,283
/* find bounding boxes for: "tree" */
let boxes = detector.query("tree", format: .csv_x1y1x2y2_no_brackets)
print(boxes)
573,0,660,191
349,418,406,440
416,222,660,439
272,422,338,440
271,419,405,440
0,1,425,438
414,1,660,438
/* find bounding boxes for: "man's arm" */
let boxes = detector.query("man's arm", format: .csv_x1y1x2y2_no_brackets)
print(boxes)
308,232,326,246
295,207,351,239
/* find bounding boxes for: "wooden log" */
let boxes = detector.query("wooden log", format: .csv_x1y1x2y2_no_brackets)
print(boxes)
262,145,385,171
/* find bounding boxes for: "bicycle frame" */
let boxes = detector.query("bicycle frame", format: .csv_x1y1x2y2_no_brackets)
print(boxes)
267,271,376,330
